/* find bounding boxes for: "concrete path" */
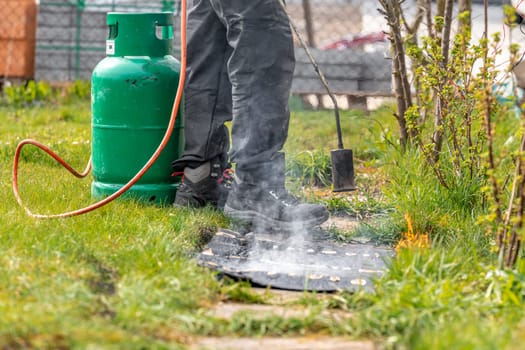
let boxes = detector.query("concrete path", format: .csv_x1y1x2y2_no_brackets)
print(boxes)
208,301,352,323
192,337,376,350
190,287,374,350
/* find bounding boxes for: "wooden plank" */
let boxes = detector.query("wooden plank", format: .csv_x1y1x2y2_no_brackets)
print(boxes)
193,337,376,350
358,80,392,94
294,62,362,80
292,47,392,95
294,63,391,82
294,48,369,65
291,77,359,94
291,79,392,96
361,58,391,80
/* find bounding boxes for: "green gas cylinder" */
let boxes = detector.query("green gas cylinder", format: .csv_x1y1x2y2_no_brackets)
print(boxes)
91,12,183,204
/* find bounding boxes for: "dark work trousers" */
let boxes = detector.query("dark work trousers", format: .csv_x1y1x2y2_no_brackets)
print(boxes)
172,0,295,187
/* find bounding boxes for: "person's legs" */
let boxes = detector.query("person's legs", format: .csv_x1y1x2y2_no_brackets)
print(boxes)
172,0,233,208
211,0,293,186
213,0,328,229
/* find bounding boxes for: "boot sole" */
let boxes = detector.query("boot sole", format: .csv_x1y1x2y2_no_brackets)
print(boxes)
223,205,329,232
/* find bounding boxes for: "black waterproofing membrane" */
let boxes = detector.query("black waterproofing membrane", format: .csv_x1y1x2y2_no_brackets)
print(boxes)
197,228,394,292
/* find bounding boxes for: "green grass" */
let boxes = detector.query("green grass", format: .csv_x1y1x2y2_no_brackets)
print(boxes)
1,91,525,349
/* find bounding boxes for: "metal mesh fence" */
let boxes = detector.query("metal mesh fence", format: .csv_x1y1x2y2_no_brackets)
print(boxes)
1,0,393,106
286,1,391,109
35,0,180,81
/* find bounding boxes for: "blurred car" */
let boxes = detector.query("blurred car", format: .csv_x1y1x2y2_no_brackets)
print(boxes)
322,32,387,51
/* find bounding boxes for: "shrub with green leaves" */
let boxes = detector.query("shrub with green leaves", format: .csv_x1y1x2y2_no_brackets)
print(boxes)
2,80,91,107
381,1,524,266
3,81,53,106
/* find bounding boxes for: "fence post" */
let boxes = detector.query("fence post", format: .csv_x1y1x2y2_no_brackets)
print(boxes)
302,0,315,47
75,1,85,80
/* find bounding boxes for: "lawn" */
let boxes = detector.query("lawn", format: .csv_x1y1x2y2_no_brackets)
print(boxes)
1,84,524,349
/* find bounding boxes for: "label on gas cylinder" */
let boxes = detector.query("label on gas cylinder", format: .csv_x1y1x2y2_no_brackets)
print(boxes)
106,40,115,55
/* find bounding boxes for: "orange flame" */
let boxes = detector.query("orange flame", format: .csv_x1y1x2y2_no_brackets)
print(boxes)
396,213,430,252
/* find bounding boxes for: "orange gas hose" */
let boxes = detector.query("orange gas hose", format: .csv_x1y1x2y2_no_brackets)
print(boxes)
12,0,187,219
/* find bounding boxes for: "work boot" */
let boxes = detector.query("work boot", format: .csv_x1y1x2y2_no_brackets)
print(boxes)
224,182,329,231
174,158,232,209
